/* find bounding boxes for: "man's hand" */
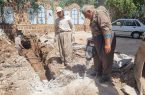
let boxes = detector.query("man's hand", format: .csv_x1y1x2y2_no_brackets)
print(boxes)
105,45,111,54
104,38,111,54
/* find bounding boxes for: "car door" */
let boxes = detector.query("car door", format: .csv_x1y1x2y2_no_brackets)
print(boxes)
134,20,143,31
122,20,140,36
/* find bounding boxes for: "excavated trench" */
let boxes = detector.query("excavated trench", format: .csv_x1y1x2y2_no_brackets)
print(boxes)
4,30,63,82
20,35,61,81
22,36,47,81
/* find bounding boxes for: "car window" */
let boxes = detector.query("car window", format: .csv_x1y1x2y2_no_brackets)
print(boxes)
134,20,141,26
112,20,124,26
123,20,136,26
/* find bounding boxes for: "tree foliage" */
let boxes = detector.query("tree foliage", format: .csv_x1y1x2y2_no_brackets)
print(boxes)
58,0,143,20
132,0,145,21
58,0,98,8
106,0,137,19
133,0,145,10
0,0,39,12
0,0,4,23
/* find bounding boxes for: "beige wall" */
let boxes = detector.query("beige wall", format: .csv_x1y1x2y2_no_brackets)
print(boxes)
1,2,90,33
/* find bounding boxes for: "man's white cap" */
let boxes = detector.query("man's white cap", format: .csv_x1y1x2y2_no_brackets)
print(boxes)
56,7,63,13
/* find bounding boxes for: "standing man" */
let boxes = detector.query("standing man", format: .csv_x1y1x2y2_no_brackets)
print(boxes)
55,7,74,66
82,5,116,83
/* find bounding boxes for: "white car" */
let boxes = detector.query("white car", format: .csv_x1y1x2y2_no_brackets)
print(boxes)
112,19,145,38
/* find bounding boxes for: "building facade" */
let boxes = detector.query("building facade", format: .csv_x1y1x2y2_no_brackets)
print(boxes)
0,1,90,34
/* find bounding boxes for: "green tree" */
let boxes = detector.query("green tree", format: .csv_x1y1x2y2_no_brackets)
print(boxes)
133,0,145,20
106,0,137,20
98,0,106,5
133,0,144,10
0,0,4,23
58,0,98,8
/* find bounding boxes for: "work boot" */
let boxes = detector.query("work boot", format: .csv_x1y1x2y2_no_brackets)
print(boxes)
90,71,102,78
99,75,111,83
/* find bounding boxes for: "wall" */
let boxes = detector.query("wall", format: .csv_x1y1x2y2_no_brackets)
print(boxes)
0,2,90,34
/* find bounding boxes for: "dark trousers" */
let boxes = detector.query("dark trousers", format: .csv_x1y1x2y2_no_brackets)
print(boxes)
93,34,116,77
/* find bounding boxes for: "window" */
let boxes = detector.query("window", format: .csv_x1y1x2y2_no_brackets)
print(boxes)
4,7,14,24
132,21,137,26
47,9,54,24
79,12,84,24
112,20,124,26
38,5,45,24
28,5,46,24
124,20,136,26
71,8,78,24
135,20,141,26
28,8,37,24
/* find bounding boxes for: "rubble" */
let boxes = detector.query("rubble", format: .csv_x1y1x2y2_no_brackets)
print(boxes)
72,44,86,50
47,70,77,88
0,31,139,95
122,84,138,95
113,53,134,69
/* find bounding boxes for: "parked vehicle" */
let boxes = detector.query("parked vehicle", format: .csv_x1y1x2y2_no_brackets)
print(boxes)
112,19,145,38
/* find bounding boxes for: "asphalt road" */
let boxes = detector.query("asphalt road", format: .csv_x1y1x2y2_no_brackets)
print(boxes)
74,31,142,56
115,36,142,56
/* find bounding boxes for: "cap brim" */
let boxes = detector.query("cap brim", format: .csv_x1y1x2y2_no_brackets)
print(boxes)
56,10,62,13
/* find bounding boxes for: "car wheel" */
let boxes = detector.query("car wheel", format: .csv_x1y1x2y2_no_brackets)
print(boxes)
131,32,140,39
